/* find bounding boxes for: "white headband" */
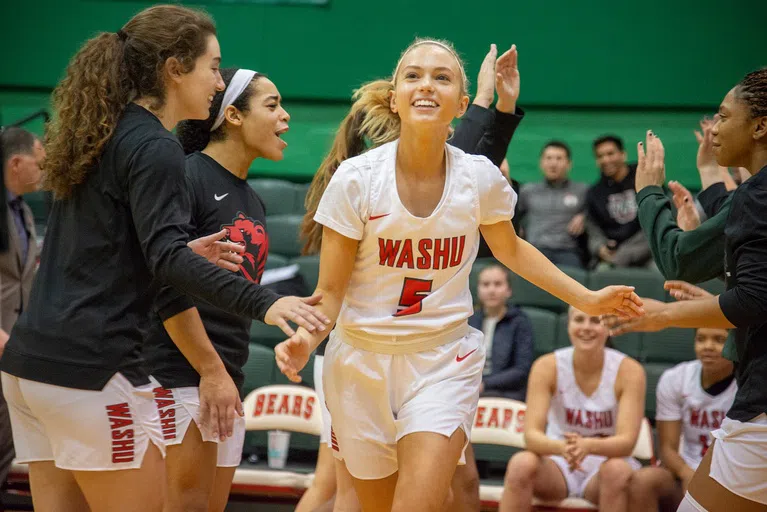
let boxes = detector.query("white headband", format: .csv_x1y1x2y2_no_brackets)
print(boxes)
211,69,257,132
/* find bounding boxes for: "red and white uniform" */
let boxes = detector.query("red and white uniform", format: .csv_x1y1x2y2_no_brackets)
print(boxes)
546,347,640,497
656,360,737,470
315,140,515,479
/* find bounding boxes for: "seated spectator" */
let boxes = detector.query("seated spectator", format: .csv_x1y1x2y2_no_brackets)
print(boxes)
629,327,736,511
499,307,646,512
517,141,588,268
587,134,652,268
469,265,533,401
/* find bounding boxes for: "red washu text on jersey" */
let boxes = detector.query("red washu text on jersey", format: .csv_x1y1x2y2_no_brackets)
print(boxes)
565,408,614,429
152,387,177,441
253,393,315,420
690,408,727,429
378,236,466,269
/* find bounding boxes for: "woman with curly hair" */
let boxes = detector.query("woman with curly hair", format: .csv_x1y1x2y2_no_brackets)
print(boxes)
0,6,327,511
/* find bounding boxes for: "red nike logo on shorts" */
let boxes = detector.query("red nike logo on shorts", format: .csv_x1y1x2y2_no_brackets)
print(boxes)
369,213,391,221
456,348,477,362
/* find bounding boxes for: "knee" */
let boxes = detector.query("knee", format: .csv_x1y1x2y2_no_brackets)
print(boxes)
598,458,634,493
457,464,480,496
504,451,540,490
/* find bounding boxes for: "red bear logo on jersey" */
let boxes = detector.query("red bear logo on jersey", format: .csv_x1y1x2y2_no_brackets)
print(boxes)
221,212,268,283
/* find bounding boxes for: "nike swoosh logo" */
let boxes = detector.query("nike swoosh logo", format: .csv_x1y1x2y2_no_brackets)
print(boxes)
369,213,390,221
455,348,477,363
214,193,229,201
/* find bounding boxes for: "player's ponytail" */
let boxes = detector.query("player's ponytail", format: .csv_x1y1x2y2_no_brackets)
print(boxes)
43,5,216,198
301,79,400,255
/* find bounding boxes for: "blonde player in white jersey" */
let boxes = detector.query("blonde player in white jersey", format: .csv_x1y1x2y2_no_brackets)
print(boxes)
274,38,644,512
500,307,646,512
628,327,736,512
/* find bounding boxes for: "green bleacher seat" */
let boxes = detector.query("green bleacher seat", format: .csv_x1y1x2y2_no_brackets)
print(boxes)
698,278,725,296
588,268,666,302
644,362,673,421
266,214,303,258
292,255,320,291
249,179,301,216
265,253,290,270
610,332,643,361
554,313,573,352
249,322,286,349
511,265,588,313
295,182,311,213
642,328,696,365
241,344,276,397
522,307,559,358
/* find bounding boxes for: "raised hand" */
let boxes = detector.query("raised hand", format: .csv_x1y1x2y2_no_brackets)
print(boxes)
635,130,666,192
668,180,701,231
274,333,313,383
474,44,498,108
580,285,644,318
264,294,330,337
495,44,520,113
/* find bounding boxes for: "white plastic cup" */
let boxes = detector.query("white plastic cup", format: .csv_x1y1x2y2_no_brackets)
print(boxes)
267,430,291,469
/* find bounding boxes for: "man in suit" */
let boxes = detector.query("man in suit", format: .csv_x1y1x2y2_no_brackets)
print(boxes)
0,127,44,495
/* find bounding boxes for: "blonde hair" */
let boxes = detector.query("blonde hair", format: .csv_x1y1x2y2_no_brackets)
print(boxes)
300,38,467,255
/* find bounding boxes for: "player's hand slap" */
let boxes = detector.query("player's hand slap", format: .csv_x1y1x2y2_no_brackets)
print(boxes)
265,293,331,337
188,228,245,272
582,285,644,319
274,334,313,383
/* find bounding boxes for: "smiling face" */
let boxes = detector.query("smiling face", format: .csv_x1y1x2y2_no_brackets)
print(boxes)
594,141,627,179
175,34,225,120
567,307,609,353
389,43,469,131
712,88,760,169
226,77,291,161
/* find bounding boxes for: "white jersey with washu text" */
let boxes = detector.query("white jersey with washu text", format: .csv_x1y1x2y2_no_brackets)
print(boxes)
656,360,737,470
314,140,516,354
546,347,626,439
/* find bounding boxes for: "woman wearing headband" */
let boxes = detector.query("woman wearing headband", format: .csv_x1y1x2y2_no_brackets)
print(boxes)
142,68,295,511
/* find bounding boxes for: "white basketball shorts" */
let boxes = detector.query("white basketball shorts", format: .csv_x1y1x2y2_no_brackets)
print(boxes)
550,454,641,498
709,412,767,504
1,371,165,471
151,385,246,468
322,326,485,480
313,355,332,446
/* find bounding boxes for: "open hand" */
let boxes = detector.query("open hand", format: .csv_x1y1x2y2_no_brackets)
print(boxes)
495,44,520,113
603,298,668,335
474,44,498,108
668,180,701,231
664,281,712,302
264,294,331,337
198,368,244,442
188,229,245,272
635,131,666,192
274,333,313,383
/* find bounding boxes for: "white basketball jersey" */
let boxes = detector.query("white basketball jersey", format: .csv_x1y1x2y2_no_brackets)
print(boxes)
656,360,737,470
314,140,516,354
546,347,626,440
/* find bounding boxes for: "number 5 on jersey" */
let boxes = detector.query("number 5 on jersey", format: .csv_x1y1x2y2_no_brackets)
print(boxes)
395,278,433,317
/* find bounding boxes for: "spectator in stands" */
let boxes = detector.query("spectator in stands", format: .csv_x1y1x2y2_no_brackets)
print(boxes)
0,127,44,495
469,265,533,401
587,135,652,268
499,307,646,512
629,324,736,512
517,141,588,268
